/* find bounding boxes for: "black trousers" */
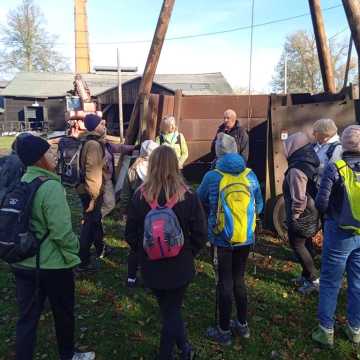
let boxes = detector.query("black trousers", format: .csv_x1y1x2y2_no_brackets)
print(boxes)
79,194,104,265
288,231,317,281
14,268,75,360
214,245,251,331
152,286,188,360
127,248,139,279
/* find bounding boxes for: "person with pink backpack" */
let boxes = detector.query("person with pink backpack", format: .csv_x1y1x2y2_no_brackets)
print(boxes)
125,145,207,360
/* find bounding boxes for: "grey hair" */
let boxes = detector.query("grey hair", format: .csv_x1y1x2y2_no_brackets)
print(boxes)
313,118,338,137
160,116,177,133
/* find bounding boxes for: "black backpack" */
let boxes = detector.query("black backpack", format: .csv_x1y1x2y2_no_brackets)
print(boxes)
0,153,25,205
57,136,83,187
57,136,105,187
0,177,50,264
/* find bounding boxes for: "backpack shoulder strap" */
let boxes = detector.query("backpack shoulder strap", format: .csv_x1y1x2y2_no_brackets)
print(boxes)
241,168,252,177
165,187,188,209
334,159,347,171
326,141,341,160
140,187,158,209
176,133,182,153
159,134,165,145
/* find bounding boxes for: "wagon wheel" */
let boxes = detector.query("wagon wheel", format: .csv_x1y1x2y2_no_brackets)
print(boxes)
272,195,288,241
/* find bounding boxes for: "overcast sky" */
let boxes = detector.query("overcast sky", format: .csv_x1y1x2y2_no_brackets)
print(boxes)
0,0,350,92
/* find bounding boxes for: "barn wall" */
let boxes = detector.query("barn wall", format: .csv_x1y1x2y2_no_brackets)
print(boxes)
3,96,66,131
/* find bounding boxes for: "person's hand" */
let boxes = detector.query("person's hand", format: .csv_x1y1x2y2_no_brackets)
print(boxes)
85,199,95,213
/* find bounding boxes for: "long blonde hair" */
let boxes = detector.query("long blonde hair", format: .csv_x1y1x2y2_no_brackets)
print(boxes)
142,145,187,203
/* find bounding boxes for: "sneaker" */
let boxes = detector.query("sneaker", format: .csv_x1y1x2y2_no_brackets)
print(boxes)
298,278,319,295
72,352,96,360
291,275,306,287
206,326,232,346
126,278,137,288
345,323,360,344
312,325,334,348
230,320,250,338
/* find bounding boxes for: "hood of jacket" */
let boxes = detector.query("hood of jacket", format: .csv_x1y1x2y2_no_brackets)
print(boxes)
284,132,310,159
216,153,246,174
78,130,106,143
287,143,320,169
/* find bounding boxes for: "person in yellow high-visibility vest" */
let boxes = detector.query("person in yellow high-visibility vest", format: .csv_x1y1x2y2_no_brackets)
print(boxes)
313,125,360,348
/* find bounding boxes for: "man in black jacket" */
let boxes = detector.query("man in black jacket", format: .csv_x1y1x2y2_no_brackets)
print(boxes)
211,109,249,162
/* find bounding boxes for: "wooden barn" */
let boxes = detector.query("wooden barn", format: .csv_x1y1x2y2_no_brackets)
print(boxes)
97,72,233,134
1,71,232,133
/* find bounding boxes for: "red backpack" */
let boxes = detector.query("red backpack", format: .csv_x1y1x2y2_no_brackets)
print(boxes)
142,190,185,261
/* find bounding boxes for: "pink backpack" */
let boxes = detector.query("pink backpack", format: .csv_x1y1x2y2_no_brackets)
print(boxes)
142,191,185,261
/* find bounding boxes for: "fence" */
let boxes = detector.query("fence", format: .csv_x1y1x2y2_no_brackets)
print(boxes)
0,121,49,134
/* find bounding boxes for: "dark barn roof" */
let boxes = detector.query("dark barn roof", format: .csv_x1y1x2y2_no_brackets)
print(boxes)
2,72,233,98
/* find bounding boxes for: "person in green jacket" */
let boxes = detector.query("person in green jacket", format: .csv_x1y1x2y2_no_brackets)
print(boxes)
13,134,95,360
156,116,189,169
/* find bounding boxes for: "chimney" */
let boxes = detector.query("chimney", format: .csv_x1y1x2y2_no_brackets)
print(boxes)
74,0,90,73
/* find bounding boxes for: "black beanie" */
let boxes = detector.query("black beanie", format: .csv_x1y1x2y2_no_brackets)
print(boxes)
84,114,102,132
17,134,50,166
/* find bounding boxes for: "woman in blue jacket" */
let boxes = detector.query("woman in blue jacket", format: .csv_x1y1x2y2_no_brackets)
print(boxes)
197,133,263,345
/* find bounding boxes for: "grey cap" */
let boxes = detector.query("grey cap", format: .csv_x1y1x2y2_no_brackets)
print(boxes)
215,132,237,157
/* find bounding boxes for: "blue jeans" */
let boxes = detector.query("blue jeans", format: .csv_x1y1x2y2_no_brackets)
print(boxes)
318,220,360,329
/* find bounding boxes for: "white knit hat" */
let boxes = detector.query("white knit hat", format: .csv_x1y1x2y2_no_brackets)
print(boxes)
341,125,360,153
215,132,237,157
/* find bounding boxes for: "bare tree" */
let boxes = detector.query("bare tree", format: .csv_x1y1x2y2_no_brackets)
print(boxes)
0,0,70,74
272,30,357,93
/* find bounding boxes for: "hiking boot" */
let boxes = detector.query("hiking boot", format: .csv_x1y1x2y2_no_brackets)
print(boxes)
71,351,96,360
291,275,306,287
312,325,334,348
345,323,360,344
206,326,232,346
76,262,97,274
298,278,319,295
230,320,250,338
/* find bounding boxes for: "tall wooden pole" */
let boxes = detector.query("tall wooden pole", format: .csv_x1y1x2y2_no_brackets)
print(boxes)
117,48,124,142
308,0,336,93
342,0,360,89
125,0,176,144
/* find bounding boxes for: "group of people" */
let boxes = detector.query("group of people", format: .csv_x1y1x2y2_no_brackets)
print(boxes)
1,108,360,359
282,119,360,347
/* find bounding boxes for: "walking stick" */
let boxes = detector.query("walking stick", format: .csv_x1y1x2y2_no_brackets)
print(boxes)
213,246,219,325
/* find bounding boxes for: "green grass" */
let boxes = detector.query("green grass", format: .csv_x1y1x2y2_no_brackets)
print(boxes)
0,202,359,359
0,136,15,155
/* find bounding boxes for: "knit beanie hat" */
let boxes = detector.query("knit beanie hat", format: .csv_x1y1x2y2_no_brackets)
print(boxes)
341,125,360,153
215,132,237,157
16,134,50,166
84,114,102,132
